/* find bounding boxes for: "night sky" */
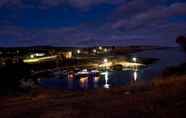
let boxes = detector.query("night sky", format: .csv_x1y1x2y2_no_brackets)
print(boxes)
0,0,186,47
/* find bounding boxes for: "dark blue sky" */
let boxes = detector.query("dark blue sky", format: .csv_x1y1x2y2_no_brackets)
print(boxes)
0,0,186,47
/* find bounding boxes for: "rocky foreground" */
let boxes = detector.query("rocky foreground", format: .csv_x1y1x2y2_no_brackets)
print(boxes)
1,75,186,118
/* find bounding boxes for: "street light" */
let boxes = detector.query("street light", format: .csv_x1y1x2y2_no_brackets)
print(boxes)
104,48,108,52
132,57,138,71
132,57,137,62
103,58,108,63
99,46,103,50
30,54,34,58
77,49,81,54
93,49,97,53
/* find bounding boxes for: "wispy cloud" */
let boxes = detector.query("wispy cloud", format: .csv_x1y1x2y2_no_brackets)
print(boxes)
0,0,185,46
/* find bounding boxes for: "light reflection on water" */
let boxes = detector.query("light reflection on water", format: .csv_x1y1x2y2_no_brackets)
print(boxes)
93,76,100,88
39,48,186,90
80,77,89,89
39,70,140,90
133,71,138,81
101,71,110,89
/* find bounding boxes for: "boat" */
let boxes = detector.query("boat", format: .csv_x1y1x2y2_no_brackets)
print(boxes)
76,69,89,77
76,69,100,77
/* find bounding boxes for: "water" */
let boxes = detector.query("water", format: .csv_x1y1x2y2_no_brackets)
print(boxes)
132,48,186,80
39,48,186,90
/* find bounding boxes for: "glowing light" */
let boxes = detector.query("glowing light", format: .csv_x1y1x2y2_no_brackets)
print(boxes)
91,70,99,73
64,52,72,59
103,58,108,63
104,48,108,52
30,55,34,58
77,69,89,75
93,76,100,88
94,77,100,82
68,74,74,80
99,46,103,50
35,53,39,56
93,49,97,53
117,61,144,68
77,49,81,54
99,58,112,69
132,57,137,62
101,71,110,89
133,71,138,81
99,62,112,68
23,55,57,63
35,53,45,57
30,53,45,58
80,77,88,88
68,52,72,58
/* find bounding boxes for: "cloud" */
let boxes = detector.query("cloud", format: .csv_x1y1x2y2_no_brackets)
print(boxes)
0,0,22,7
40,0,65,7
1,20,185,47
40,0,126,8
0,0,186,47
0,26,101,46
111,2,186,30
0,0,122,9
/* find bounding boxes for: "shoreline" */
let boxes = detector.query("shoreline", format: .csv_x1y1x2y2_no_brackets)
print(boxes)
1,74,186,118
0,46,185,118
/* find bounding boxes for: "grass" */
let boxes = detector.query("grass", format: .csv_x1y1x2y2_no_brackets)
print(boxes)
1,74,186,118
